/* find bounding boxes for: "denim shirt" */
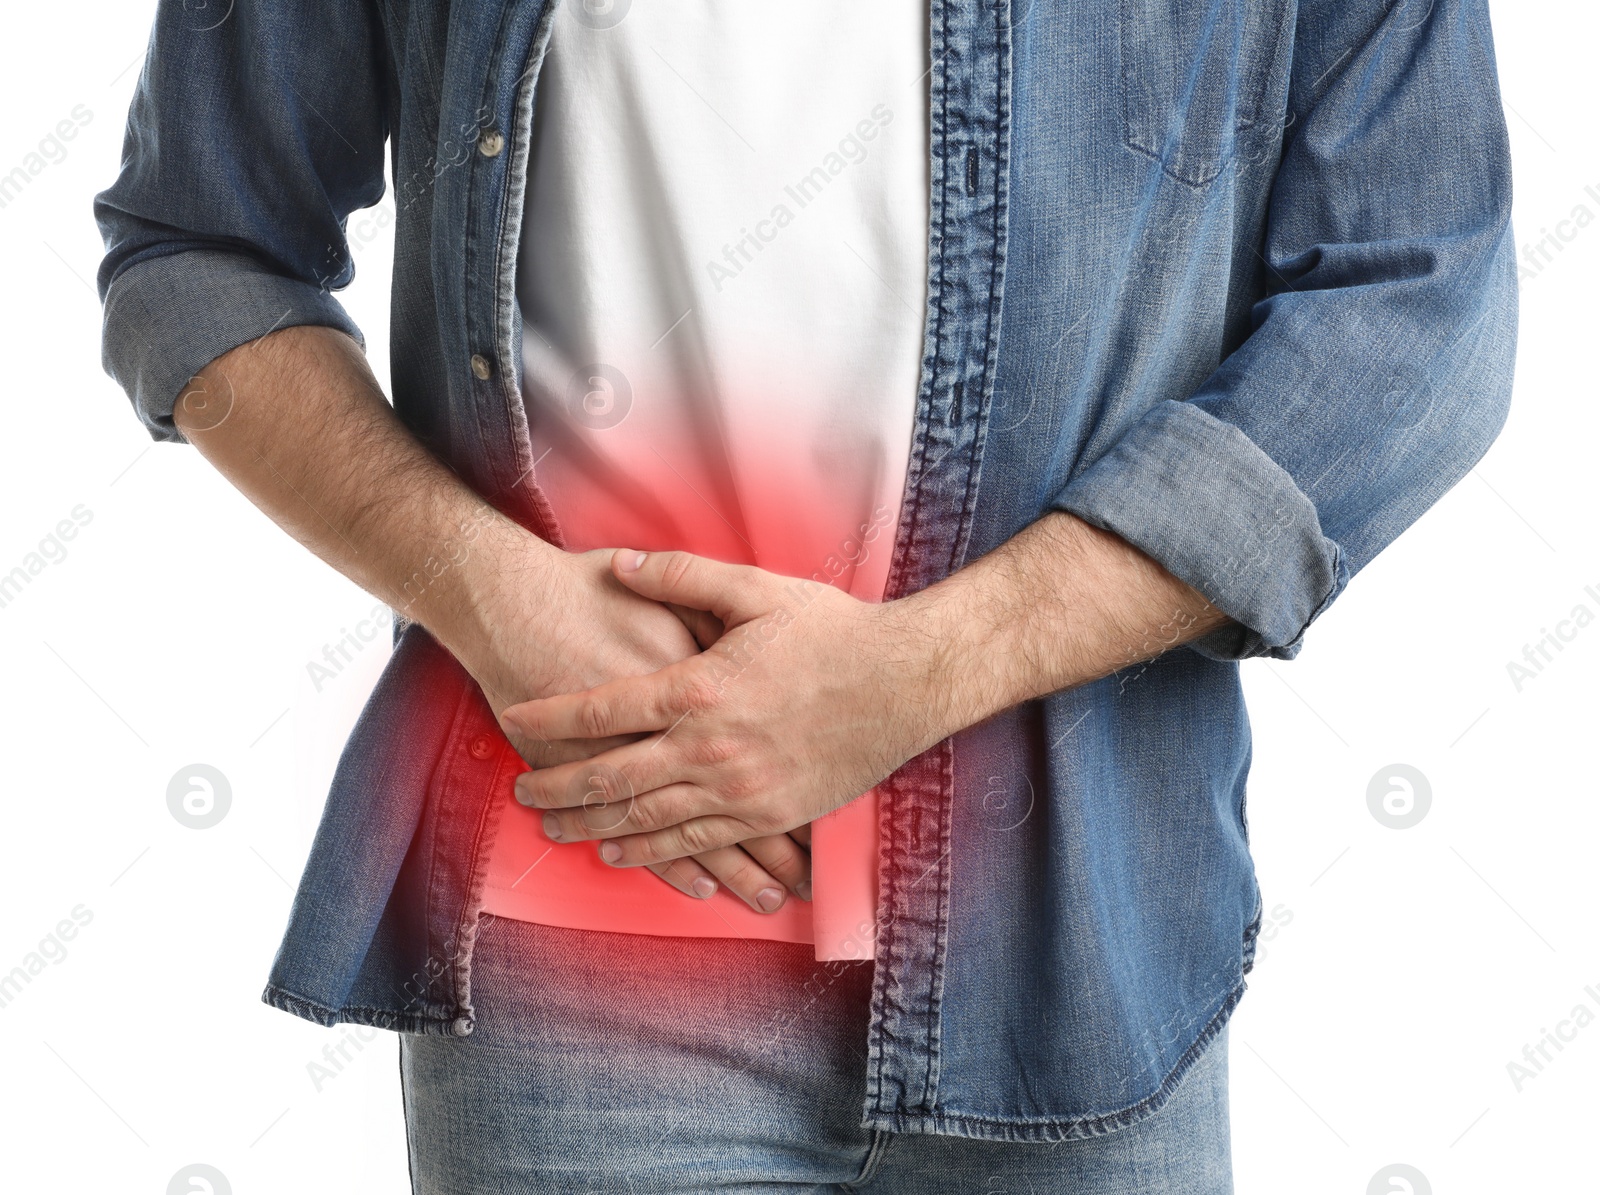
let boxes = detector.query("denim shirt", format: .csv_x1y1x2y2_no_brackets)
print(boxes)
95,0,1516,1142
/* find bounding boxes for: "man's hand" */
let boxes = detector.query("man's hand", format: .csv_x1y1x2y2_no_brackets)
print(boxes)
503,550,933,864
501,515,1232,867
173,325,809,913
451,540,815,910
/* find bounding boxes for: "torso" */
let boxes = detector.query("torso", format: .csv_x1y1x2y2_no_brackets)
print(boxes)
481,0,930,959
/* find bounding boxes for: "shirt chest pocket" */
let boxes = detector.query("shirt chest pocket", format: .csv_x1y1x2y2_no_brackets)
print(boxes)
1118,0,1291,189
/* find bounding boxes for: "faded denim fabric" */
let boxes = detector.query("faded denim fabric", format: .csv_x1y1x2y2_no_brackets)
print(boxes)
95,0,1516,1142
399,916,1233,1193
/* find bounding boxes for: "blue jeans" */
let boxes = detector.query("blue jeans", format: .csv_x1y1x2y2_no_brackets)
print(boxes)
399,916,1233,1193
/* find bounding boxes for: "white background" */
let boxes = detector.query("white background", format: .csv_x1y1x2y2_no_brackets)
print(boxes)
0,2,1594,1192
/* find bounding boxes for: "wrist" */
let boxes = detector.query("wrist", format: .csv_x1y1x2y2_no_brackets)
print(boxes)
874,515,1099,743
408,511,562,682
874,575,1014,749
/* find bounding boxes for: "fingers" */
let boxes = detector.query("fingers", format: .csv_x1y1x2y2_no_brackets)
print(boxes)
513,742,684,813
593,815,750,868
666,601,725,650
644,857,720,902
644,845,801,914
505,732,642,770
788,821,813,850
534,782,709,845
735,833,813,903
611,549,770,624
500,665,697,744
687,844,796,913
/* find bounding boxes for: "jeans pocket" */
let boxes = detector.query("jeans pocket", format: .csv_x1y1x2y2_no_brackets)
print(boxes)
1118,0,1289,189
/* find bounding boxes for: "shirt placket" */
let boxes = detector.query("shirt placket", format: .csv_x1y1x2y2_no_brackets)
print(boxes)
864,0,1013,1128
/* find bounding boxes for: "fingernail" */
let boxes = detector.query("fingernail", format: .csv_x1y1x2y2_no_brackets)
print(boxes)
514,781,536,807
691,877,717,899
756,887,784,913
599,841,622,864
541,813,563,841
618,550,648,573
796,880,812,901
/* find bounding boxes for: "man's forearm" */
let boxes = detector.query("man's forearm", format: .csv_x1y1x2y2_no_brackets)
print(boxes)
172,324,540,666
894,512,1231,741
173,327,817,910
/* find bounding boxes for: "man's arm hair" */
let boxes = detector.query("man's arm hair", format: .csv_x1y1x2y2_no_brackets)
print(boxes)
891,512,1232,741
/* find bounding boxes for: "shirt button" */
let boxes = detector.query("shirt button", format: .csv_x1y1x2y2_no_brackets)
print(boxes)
469,354,492,381
469,734,495,761
477,129,505,158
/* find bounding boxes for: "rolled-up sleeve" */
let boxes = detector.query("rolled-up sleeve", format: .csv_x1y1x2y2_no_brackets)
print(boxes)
1052,0,1518,660
94,2,389,442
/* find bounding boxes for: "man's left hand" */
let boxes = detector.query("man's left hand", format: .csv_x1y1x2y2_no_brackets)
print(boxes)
500,513,1233,869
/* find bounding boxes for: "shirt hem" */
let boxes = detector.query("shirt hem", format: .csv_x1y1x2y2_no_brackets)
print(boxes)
859,977,1245,1143
261,985,468,1037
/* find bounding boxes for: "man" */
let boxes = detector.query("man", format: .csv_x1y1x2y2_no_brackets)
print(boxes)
96,0,1515,1190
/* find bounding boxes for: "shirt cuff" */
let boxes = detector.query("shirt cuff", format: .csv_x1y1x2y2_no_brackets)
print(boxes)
1050,400,1347,661
100,248,365,443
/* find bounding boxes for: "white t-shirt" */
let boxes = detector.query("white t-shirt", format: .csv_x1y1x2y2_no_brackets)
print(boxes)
493,0,929,959
516,0,928,596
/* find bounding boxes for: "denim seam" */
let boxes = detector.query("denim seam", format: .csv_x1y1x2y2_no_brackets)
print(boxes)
262,986,453,1032
445,729,526,1033
918,0,1012,1115
843,1127,894,1191
487,0,566,545
459,0,520,505
1287,538,1347,651
418,676,482,1022
861,976,1246,1143
1117,0,1290,191
864,0,956,1121
1240,895,1265,975
893,0,954,607
946,0,1012,580
919,738,955,1110
904,0,959,1116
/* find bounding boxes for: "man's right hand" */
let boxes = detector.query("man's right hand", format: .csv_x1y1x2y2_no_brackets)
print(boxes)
448,537,813,912
174,325,808,915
